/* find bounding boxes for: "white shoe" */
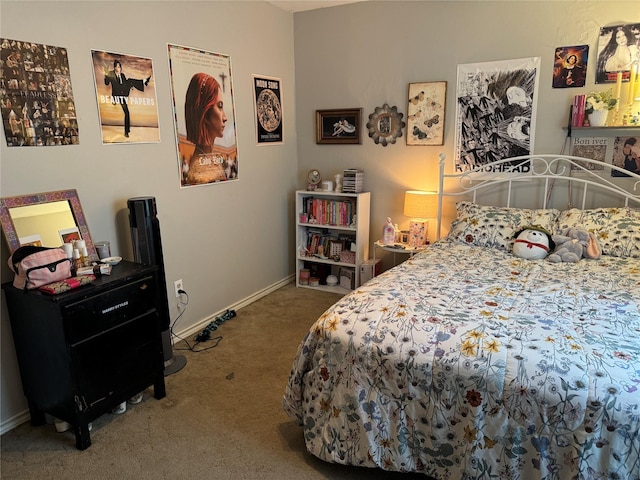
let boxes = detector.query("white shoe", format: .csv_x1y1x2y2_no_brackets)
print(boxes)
55,419,70,433
112,402,127,414
127,393,143,405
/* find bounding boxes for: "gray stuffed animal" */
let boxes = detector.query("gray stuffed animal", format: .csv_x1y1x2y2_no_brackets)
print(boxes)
547,227,601,263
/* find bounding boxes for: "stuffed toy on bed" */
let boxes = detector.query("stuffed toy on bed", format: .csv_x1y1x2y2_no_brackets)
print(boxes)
512,225,555,260
547,227,602,263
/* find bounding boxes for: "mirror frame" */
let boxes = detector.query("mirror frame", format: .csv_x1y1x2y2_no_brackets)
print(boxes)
0,189,97,260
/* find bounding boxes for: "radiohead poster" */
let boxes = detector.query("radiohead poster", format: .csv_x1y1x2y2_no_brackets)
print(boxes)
454,57,540,174
0,38,79,146
90,50,159,144
167,43,238,187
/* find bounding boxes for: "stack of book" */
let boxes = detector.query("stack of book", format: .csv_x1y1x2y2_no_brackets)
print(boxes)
571,94,586,127
342,169,364,193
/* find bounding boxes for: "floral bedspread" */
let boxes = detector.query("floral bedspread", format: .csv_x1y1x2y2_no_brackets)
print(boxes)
283,241,640,480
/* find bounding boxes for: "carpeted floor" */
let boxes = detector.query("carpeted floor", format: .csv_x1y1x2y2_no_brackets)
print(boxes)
1,283,425,480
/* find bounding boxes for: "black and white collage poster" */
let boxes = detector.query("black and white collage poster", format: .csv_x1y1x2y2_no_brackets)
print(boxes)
1,38,79,146
252,75,283,145
454,57,540,173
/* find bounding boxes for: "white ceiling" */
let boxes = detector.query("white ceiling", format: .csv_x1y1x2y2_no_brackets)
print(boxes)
265,0,367,13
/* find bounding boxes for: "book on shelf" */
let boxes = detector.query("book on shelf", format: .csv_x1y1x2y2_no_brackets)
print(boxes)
572,94,586,127
302,197,356,226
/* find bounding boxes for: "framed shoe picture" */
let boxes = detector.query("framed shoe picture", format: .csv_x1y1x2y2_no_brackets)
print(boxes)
406,81,446,146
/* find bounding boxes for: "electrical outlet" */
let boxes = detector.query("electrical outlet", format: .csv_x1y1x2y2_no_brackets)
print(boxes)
174,279,183,297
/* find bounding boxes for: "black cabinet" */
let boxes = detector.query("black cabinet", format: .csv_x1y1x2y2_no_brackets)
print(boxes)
2,261,166,450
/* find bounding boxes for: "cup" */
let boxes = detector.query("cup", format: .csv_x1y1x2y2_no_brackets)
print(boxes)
95,241,111,259
62,242,74,258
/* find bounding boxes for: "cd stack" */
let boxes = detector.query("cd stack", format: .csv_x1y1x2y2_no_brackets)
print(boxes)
342,169,364,193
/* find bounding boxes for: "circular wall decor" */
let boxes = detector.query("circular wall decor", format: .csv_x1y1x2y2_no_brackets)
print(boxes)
366,104,406,146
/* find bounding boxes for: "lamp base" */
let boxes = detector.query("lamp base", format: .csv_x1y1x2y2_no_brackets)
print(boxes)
408,220,427,247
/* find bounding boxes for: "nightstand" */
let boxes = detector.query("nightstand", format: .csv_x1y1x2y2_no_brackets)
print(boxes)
373,240,425,266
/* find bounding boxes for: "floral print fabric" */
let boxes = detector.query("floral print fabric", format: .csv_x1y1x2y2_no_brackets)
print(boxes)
447,202,560,251
557,207,640,258
283,241,640,479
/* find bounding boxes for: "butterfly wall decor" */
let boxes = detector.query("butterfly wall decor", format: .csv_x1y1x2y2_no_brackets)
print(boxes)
406,81,446,146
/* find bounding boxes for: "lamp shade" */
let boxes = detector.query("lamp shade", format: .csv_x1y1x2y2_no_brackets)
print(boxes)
403,190,437,220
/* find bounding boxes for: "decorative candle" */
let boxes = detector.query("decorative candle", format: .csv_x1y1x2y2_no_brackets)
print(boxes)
615,71,622,111
628,64,637,106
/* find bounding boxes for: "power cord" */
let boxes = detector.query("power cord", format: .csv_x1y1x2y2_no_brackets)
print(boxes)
171,289,235,353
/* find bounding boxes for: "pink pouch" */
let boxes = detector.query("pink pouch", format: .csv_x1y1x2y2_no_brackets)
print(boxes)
9,246,72,290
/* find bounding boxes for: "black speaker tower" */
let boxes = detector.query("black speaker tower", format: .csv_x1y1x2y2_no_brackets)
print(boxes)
128,197,186,376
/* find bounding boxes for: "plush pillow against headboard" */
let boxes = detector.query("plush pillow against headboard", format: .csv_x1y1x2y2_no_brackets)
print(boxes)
447,202,560,250
556,207,640,258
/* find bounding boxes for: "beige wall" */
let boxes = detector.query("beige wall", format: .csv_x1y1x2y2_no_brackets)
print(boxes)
293,1,637,243
0,0,298,430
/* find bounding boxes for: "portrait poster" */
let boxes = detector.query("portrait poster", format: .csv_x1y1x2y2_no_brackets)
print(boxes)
454,57,540,173
0,38,79,147
552,45,588,88
611,136,640,177
90,50,159,144
595,23,640,84
167,44,238,188
252,74,283,145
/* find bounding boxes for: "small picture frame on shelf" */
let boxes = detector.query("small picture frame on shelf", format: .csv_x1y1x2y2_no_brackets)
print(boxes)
328,239,344,258
316,108,362,144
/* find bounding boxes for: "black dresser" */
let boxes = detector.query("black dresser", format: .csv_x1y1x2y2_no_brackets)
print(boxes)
2,261,166,450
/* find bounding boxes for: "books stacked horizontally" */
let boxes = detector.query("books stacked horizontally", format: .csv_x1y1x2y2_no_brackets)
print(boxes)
571,94,586,127
342,169,364,193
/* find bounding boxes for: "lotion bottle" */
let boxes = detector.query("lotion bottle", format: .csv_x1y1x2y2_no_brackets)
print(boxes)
383,217,395,245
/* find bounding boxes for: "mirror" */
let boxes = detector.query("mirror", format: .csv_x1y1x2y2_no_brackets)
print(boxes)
0,189,97,260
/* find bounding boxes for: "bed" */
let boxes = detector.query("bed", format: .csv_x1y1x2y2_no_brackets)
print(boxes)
283,154,640,479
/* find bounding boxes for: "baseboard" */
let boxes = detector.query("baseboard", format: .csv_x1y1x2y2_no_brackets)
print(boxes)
0,275,295,436
173,274,295,341
1,410,31,436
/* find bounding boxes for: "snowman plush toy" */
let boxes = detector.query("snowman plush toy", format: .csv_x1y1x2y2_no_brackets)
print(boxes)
512,225,555,260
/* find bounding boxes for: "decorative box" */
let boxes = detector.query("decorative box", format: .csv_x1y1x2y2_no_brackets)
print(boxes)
340,250,356,264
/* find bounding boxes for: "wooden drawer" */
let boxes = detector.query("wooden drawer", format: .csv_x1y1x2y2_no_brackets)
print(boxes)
63,275,157,344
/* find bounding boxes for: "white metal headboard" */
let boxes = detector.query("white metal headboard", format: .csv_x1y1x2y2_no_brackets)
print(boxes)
436,153,640,240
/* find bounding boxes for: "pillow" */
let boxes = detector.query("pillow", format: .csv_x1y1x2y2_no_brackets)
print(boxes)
447,202,560,251
556,207,640,258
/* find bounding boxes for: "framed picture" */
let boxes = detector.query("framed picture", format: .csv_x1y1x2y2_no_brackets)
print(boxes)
19,234,42,247
316,108,362,144
59,227,81,244
406,81,446,146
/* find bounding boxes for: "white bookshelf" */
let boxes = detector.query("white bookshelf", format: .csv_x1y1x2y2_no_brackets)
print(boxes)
295,190,370,294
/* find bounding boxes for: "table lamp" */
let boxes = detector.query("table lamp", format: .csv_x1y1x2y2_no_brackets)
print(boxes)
404,190,437,247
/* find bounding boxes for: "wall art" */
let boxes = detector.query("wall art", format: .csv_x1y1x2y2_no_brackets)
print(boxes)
90,50,159,144
253,74,283,145
316,108,362,144
454,57,540,173
168,43,238,187
595,23,640,84
406,81,446,146
366,104,405,147
552,45,588,88
0,38,79,146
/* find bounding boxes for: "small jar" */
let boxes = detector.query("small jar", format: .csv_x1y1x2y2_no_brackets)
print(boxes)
299,269,310,285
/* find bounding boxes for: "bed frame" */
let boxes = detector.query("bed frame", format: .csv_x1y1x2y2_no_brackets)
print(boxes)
435,153,640,240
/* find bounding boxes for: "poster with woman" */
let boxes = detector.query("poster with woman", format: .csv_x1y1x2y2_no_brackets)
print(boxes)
1,38,79,146
595,23,640,84
167,44,238,187
454,57,540,174
90,50,159,144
